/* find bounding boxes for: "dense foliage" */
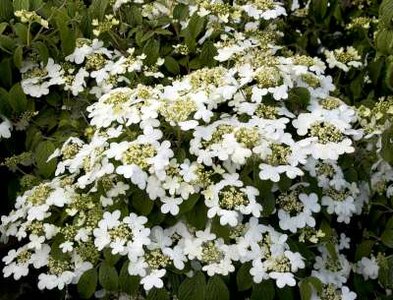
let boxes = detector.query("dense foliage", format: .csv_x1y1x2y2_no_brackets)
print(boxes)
0,0,393,299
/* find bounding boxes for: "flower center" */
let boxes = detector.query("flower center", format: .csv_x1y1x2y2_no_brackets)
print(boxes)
219,186,249,210
309,122,343,144
122,144,156,169
201,241,223,264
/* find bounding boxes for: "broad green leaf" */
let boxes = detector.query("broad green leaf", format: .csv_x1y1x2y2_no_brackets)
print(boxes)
0,1,13,21
103,248,121,266
13,45,23,69
33,41,49,64
88,0,109,21
0,58,13,88
178,194,200,215
99,262,119,291
379,255,393,289
0,87,12,117
381,126,393,163
143,39,160,66
199,41,217,67
206,276,229,300
236,262,253,291
381,229,393,248
147,288,170,300
185,199,208,230
178,272,206,300
77,268,98,299
13,23,29,45
164,56,180,75
35,141,57,178
9,83,27,113
119,262,140,296
13,0,29,11
132,190,154,216
54,10,75,56
251,280,275,300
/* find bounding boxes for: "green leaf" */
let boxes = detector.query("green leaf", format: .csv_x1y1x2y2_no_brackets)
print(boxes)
132,190,154,216
310,0,328,21
300,277,322,300
0,87,12,117
211,217,230,241
375,29,393,55
251,280,275,300
380,0,393,29
13,0,29,11
13,45,23,69
143,39,160,66
236,262,253,291
381,126,393,163
33,41,49,64
88,0,109,21
0,58,13,88
300,280,312,300
178,272,206,300
119,262,140,296
35,141,57,178
0,36,13,55
9,83,27,113
77,268,98,299
147,288,170,300
178,194,200,215
173,4,189,20
381,229,393,248
103,248,121,265
206,276,229,300
199,41,217,67
379,255,393,289
13,23,29,45
355,240,375,261
185,199,208,230
99,262,119,291
287,87,310,112
0,1,13,21
54,10,75,56
164,56,180,74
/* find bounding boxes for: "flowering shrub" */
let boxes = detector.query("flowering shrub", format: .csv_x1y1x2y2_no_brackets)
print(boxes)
1,0,393,299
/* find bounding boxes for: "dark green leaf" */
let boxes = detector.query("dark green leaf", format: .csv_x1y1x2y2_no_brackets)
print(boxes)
33,41,49,64
13,45,23,69
199,41,217,67
147,288,170,300
178,272,206,300
132,190,154,216
0,1,13,21
178,194,200,214
77,268,98,299
119,262,140,296
236,262,253,291
251,280,275,300
164,56,180,74
13,0,29,11
35,141,57,178
381,126,393,163
9,83,27,113
99,262,119,291
381,229,393,248
206,276,229,300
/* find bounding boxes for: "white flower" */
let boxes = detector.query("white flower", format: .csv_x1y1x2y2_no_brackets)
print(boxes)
161,197,182,215
0,116,12,138
356,256,379,280
141,269,166,290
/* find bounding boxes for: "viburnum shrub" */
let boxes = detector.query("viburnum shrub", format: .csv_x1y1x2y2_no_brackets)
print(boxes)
1,0,393,299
